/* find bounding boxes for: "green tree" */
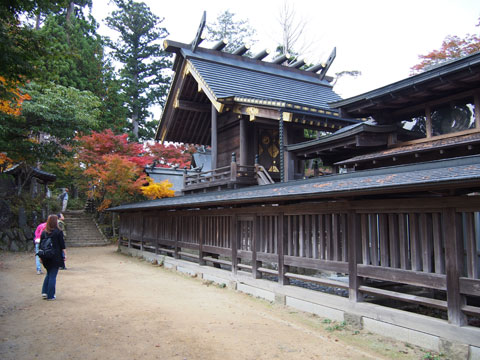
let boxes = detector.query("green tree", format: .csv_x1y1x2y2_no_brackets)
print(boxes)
33,4,128,133
35,12,105,96
0,82,101,165
206,10,257,53
105,0,172,140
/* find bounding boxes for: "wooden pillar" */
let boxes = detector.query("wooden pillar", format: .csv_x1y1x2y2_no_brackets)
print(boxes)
279,111,285,182
283,125,295,181
252,215,262,279
444,208,467,326
240,117,247,166
174,217,179,259
211,104,218,169
231,215,238,275
140,214,145,252
426,106,432,138
278,213,289,285
199,216,205,265
475,92,480,129
348,211,363,302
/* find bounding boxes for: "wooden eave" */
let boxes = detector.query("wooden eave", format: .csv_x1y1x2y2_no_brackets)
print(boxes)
108,154,480,212
337,131,480,167
157,60,214,145
331,53,480,119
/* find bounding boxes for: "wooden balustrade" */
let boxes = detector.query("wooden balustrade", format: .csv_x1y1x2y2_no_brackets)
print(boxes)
118,198,480,325
183,162,257,192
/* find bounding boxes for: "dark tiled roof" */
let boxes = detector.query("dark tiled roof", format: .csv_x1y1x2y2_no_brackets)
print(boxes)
5,164,56,182
109,155,480,212
337,132,480,165
286,122,396,152
188,57,342,110
331,52,480,111
166,40,343,112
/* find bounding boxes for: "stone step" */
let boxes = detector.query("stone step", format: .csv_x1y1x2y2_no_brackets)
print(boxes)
61,210,109,247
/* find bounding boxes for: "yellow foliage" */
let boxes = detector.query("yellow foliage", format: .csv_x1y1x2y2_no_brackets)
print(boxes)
140,177,175,199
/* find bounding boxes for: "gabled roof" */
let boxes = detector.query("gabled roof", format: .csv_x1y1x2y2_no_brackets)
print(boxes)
156,40,354,144
331,52,480,118
109,154,480,212
185,51,342,109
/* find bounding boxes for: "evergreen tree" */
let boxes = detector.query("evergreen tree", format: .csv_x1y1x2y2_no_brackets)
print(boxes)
105,0,172,140
33,3,128,133
206,10,257,53
35,12,104,96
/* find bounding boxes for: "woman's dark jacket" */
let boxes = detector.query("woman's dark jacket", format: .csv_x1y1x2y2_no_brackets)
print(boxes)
40,228,65,269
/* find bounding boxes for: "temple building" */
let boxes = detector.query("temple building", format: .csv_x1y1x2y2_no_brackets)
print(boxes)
111,15,480,356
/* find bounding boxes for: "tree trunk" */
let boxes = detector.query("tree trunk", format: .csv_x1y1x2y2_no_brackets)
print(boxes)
66,2,75,25
35,11,41,30
132,72,139,138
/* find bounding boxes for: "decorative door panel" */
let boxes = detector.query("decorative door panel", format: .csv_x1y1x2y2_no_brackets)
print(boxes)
258,128,279,173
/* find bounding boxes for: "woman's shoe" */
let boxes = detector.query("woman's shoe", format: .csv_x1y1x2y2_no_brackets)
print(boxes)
42,293,47,299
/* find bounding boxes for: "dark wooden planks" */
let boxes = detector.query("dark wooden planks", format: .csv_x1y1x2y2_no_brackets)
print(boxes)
358,264,446,289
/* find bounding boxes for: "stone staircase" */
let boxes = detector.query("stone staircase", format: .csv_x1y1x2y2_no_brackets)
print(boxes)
63,210,110,247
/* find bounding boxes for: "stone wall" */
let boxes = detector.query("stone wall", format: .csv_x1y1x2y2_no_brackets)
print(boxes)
0,226,34,251
0,174,40,252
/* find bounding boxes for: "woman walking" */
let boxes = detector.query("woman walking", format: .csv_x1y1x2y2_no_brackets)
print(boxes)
40,214,66,301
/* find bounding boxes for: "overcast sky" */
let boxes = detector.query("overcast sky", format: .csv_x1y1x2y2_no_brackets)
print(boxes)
92,0,479,104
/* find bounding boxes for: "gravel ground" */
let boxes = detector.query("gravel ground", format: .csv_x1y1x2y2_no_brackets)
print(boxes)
0,246,429,360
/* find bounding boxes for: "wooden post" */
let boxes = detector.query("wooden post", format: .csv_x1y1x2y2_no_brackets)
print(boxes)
127,215,131,248
240,117,247,166
230,153,237,182
444,208,467,326
174,217,179,259
231,215,238,275
211,104,218,169
199,216,205,265
252,215,262,279
154,215,159,255
348,211,363,302
278,213,289,285
183,167,188,190
140,214,145,252
426,106,432,138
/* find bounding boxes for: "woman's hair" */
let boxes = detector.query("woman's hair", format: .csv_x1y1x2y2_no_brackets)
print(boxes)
45,215,58,233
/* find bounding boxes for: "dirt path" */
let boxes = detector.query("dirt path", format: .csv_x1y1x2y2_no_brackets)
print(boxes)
0,246,426,360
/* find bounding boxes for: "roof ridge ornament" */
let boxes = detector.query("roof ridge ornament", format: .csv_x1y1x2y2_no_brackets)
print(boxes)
191,11,206,53
319,47,336,80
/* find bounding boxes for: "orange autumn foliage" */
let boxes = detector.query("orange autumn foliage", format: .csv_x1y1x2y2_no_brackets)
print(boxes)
0,153,13,173
0,76,30,116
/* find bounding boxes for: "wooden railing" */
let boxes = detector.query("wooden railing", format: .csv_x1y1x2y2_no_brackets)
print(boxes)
183,153,274,193
119,197,480,326
183,163,257,192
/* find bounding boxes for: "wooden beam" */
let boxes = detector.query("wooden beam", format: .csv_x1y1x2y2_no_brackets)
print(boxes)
233,105,280,121
175,100,211,113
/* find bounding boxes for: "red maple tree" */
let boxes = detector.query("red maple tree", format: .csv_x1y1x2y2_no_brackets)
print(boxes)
411,18,480,74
